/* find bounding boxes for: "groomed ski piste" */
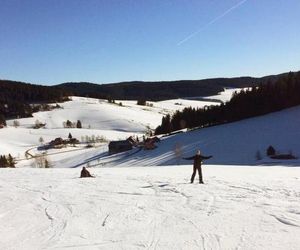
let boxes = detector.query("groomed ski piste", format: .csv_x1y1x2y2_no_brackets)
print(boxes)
0,88,299,249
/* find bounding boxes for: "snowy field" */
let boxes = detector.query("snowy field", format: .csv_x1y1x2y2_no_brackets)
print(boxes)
1,88,300,249
0,95,218,159
24,104,300,169
114,105,300,167
0,166,299,250
202,88,247,103
186,88,247,103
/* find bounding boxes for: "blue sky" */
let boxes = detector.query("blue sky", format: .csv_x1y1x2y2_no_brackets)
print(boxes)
0,0,299,85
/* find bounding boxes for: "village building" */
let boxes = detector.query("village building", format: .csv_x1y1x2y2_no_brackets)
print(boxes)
108,140,133,154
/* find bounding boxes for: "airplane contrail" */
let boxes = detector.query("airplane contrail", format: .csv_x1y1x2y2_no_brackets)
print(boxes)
177,0,248,46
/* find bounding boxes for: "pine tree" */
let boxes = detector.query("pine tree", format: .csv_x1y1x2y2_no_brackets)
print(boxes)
44,159,51,168
0,155,5,167
0,114,6,126
66,120,72,128
267,146,276,156
0,155,8,168
8,154,15,168
76,120,82,128
3,155,8,167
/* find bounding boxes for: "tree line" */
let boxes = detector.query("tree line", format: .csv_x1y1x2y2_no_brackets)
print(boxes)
58,74,280,101
155,72,300,135
0,71,296,126
0,154,15,168
0,80,71,122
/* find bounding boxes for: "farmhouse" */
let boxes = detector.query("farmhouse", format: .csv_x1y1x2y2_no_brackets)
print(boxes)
109,140,133,154
50,137,64,147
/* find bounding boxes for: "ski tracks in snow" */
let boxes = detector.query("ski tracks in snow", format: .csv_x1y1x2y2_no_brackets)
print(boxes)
139,179,223,249
40,190,73,247
1,167,300,249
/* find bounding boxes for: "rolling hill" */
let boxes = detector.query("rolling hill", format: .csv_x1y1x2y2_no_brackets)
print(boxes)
57,72,291,101
0,90,300,250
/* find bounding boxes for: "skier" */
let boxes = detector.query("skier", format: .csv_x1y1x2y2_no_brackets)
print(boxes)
80,166,94,178
183,150,212,184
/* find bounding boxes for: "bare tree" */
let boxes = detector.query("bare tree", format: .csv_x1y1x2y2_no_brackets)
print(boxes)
35,153,51,168
39,137,44,145
256,150,262,161
35,119,41,128
91,135,95,145
13,120,20,128
174,142,183,165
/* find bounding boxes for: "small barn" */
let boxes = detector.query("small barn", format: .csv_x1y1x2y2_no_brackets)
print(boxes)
49,137,64,147
109,140,133,155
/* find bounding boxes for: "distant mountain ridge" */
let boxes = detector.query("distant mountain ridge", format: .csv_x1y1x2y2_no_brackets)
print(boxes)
0,71,297,120
0,71,294,102
57,72,293,101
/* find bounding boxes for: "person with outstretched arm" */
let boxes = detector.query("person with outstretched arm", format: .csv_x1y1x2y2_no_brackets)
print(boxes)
183,150,212,184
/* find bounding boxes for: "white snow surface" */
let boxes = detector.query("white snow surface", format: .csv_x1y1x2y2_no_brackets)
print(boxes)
48,104,300,169
1,96,215,158
202,88,247,103
0,89,236,159
115,105,300,167
0,166,299,250
1,93,300,249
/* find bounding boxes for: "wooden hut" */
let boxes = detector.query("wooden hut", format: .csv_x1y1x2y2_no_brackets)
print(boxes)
108,140,133,154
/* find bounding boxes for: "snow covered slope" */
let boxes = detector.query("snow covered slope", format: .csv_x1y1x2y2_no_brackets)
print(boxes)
186,88,246,103
6,96,161,131
1,91,300,250
0,96,216,158
85,105,300,168
2,97,300,168
202,87,246,103
0,166,299,249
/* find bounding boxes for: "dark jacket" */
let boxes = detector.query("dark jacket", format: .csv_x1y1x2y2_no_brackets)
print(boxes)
80,167,93,178
183,154,212,168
